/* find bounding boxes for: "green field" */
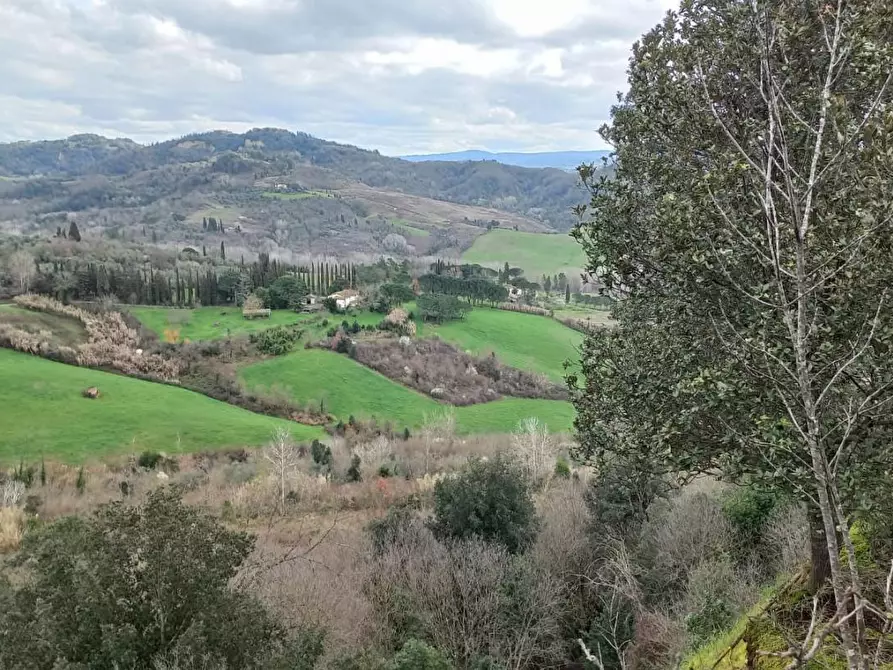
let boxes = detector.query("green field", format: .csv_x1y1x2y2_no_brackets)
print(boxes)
390,219,431,237
261,190,329,200
129,306,317,342
0,349,322,464
239,348,573,434
462,229,587,280
422,307,582,383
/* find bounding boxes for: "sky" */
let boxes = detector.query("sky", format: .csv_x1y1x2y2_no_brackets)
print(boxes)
0,0,676,155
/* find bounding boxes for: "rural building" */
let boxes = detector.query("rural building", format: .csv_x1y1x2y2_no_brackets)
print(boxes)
506,285,523,303
328,289,360,310
305,294,318,305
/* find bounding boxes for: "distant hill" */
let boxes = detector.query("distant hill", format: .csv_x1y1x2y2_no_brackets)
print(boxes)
400,149,612,172
0,129,586,230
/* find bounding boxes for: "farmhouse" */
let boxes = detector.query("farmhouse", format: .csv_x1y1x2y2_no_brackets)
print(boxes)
506,285,523,303
328,289,360,310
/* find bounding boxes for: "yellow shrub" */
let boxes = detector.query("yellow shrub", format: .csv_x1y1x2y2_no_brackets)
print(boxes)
0,507,25,553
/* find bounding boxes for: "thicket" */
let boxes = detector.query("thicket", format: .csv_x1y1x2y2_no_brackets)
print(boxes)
350,337,567,405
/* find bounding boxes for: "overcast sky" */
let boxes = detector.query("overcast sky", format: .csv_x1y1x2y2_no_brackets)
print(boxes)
0,0,675,155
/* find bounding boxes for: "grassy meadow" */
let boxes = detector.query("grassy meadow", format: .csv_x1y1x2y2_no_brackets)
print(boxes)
0,349,321,464
261,190,329,200
129,306,316,342
239,348,573,434
461,229,587,280
420,306,582,383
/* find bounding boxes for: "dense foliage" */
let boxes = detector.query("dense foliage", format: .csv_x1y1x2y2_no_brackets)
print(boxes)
430,455,537,554
0,488,322,669
416,294,469,323
571,0,893,664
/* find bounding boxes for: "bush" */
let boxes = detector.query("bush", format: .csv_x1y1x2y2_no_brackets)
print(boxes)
250,325,303,356
346,454,362,482
430,454,537,554
722,485,781,551
0,489,319,669
554,456,571,479
388,639,454,670
310,440,333,474
684,598,735,647
138,450,162,470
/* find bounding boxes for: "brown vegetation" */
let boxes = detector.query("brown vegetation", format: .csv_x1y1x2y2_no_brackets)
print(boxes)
11,294,181,381
352,336,568,405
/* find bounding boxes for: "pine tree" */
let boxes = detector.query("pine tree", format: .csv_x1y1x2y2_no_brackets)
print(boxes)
68,221,81,242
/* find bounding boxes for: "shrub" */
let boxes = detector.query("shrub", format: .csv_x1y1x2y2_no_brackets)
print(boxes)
0,489,319,669
346,455,362,482
138,450,162,470
722,485,781,551
250,325,303,356
11,461,35,488
554,456,571,479
430,454,537,554
388,639,454,670
684,598,735,647
310,440,333,474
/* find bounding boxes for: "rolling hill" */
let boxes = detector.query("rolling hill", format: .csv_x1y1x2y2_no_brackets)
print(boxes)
0,129,586,234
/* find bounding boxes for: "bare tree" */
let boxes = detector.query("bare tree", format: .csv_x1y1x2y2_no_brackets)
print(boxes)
421,408,455,475
263,427,300,510
6,250,35,292
512,417,557,482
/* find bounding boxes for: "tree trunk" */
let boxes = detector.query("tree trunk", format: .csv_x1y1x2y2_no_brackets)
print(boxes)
808,502,832,594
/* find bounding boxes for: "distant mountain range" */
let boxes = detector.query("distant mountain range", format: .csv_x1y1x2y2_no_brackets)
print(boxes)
400,150,612,172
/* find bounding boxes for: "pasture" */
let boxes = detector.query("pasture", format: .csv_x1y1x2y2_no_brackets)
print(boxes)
461,228,587,280
421,306,582,383
239,348,574,434
129,306,316,342
261,190,330,200
0,349,320,464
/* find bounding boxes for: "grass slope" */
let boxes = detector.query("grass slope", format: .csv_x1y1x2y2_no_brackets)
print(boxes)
422,307,582,383
239,349,573,434
130,306,315,342
461,229,587,280
0,304,88,348
0,349,320,464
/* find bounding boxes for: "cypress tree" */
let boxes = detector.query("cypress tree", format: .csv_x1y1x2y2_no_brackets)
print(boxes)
565,284,570,304
68,221,81,242
220,241,226,260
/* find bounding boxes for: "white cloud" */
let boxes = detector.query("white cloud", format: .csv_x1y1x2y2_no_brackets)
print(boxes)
0,0,677,154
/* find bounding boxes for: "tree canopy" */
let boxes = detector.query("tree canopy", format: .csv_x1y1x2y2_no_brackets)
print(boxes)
571,1,893,663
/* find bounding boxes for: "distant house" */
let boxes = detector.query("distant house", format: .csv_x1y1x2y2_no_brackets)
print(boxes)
328,289,360,310
506,285,523,303
305,294,318,305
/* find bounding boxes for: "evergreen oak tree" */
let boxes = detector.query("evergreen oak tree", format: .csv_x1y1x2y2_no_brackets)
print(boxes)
571,1,893,665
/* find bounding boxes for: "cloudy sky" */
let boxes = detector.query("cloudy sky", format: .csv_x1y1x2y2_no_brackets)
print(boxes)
0,0,674,155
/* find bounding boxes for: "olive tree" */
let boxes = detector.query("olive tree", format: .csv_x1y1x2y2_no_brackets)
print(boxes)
571,1,893,666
